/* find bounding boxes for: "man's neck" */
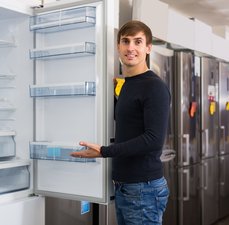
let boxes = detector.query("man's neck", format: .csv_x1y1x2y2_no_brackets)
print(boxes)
123,64,149,77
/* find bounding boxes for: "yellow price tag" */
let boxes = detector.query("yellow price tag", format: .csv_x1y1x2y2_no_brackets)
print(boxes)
210,101,216,115
226,102,229,111
115,78,125,97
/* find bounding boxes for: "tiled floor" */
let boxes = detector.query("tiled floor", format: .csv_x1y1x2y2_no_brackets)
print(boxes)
214,216,229,225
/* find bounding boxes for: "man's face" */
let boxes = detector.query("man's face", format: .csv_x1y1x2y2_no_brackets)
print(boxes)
117,31,152,68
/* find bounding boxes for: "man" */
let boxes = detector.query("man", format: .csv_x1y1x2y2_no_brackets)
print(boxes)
71,20,170,225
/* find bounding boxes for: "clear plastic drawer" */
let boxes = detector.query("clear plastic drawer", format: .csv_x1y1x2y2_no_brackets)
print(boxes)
30,42,95,59
30,82,95,97
0,131,16,159
30,142,96,163
30,6,96,32
0,163,30,194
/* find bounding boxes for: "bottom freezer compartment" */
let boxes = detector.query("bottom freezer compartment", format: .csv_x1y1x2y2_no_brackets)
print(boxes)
0,165,30,194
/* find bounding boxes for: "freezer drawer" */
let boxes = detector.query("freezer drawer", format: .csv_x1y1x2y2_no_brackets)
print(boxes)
201,157,219,225
0,162,30,194
178,164,201,225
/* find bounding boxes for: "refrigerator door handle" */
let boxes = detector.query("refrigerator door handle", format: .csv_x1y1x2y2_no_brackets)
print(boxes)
202,129,209,157
220,157,225,186
203,162,208,190
183,169,190,201
182,134,190,166
220,126,225,154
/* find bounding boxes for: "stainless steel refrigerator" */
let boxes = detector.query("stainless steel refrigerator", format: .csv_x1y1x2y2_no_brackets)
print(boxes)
150,47,177,225
150,49,202,225
200,56,219,225
174,51,201,225
218,61,229,220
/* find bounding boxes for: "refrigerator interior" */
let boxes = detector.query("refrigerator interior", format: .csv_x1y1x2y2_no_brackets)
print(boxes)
0,8,34,200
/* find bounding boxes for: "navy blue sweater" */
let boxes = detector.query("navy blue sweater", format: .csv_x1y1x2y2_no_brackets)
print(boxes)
101,70,170,183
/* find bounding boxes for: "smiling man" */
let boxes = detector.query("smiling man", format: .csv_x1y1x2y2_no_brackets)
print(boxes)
71,20,171,225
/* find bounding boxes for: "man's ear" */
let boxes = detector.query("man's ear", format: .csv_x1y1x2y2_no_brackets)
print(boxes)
146,44,152,54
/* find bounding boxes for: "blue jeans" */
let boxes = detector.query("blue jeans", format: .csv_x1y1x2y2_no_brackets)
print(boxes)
114,177,169,225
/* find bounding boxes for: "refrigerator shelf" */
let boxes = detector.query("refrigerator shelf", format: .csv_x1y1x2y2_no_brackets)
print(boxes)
30,142,96,163
30,42,95,59
0,74,16,80
0,130,16,136
0,39,16,47
0,162,30,195
0,100,16,111
30,81,95,97
30,6,96,33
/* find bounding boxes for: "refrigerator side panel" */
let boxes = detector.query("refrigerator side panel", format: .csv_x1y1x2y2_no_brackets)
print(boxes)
0,196,44,225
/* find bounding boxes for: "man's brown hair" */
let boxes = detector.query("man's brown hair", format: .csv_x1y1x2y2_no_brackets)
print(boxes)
117,20,152,46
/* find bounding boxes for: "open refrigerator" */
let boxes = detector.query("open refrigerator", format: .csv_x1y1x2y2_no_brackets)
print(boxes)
0,1,118,224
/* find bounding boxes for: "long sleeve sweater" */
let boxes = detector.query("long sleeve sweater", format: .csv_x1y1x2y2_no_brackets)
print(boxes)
100,70,170,183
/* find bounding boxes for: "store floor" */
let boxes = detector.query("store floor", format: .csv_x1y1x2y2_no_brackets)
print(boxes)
214,216,229,225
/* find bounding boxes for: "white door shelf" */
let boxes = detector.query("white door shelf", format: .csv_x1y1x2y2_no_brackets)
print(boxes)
30,42,95,59
30,142,96,163
30,6,96,33
30,82,95,97
0,160,30,195
0,131,16,159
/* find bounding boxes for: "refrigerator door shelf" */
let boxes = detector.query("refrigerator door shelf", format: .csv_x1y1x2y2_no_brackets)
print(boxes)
30,141,96,163
0,133,16,159
30,82,96,97
30,6,96,33
30,42,95,59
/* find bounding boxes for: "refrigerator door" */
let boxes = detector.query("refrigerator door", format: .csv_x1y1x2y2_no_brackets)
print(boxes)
178,164,201,225
31,1,116,204
201,57,219,158
219,62,229,155
174,52,201,166
201,157,219,225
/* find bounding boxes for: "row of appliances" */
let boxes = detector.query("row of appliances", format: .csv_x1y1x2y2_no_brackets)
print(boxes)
150,47,229,225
